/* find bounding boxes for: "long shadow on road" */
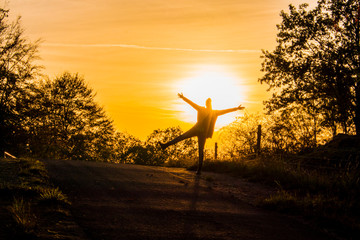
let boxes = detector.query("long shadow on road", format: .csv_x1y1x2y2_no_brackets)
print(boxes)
44,159,330,240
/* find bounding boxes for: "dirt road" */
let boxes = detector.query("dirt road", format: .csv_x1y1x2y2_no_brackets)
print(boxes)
44,160,330,240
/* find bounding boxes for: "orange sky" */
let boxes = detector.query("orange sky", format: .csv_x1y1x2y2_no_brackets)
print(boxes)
8,0,318,139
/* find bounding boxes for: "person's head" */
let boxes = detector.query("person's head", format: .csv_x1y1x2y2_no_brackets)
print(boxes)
206,98,212,109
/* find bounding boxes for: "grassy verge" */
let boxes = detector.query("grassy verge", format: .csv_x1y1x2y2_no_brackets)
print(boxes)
0,157,77,239
195,156,360,239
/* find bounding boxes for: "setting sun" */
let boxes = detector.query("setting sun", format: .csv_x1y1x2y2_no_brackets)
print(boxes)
174,65,246,128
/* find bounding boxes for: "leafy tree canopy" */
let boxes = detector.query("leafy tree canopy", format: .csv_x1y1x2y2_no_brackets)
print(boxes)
259,0,360,135
28,72,115,161
0,7,40,153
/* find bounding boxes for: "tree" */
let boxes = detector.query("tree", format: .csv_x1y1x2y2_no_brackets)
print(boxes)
218,113,264,158
259,0,360,136
0,8,40,154
267,106,331,153
113,131,142,163
28,72,115,161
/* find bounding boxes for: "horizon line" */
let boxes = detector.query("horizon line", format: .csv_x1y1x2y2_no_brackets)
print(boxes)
43,43,261,53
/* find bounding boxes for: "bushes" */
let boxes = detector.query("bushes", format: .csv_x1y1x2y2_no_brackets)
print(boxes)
112,126,197,166
218,110,334,159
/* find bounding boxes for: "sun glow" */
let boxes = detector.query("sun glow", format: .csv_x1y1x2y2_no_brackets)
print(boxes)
174,65,246,128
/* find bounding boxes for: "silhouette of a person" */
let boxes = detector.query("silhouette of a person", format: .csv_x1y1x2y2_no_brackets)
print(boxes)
160,93,245,175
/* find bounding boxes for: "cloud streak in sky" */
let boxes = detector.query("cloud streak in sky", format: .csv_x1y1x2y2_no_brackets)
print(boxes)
43,43,261,53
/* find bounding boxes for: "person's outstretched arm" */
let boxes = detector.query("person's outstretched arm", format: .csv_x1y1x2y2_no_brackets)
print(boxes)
178,93,201,110
217,105,245,116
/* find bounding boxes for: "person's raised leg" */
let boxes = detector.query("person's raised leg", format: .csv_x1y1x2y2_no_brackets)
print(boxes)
159,127,198,150
196,135,206,175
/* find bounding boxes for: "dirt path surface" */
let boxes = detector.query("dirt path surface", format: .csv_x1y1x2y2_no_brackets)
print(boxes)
44,160,330,240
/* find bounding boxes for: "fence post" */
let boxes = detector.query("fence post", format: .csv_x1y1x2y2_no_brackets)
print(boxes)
256,125,262,155
215,142,218,160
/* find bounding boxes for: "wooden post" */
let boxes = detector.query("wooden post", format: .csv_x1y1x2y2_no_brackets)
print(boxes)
256,125,261,155
215,142,218,160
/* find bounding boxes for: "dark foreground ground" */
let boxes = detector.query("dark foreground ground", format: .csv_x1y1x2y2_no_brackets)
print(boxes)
44,159,330,240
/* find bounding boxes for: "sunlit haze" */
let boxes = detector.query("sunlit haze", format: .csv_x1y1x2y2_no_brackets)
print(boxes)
7,0,318,139
174,65,246,128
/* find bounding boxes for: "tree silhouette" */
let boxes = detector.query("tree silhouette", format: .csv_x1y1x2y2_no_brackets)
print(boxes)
0,8,40,154
113,131,142,163
28,72,115,160
259,0,360,136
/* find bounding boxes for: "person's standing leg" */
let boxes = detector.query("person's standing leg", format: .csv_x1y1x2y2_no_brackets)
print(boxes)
196,135,206,175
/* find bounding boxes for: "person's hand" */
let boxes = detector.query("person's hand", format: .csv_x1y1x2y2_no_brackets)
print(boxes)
237,105,245,110
178,93,184,99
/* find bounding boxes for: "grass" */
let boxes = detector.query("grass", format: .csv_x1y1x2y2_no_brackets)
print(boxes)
0,157,74,239
10,197,36,234
194,155,360,239
39,187,70,205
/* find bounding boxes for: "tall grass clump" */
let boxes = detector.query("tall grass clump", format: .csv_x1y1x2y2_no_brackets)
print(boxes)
39,187,69,205
10,197,36,234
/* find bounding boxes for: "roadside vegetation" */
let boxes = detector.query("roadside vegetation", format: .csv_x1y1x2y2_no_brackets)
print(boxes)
0,157,80,239
197,148,360,239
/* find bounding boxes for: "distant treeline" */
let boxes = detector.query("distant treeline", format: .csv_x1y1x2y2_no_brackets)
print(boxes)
1,0,359,164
